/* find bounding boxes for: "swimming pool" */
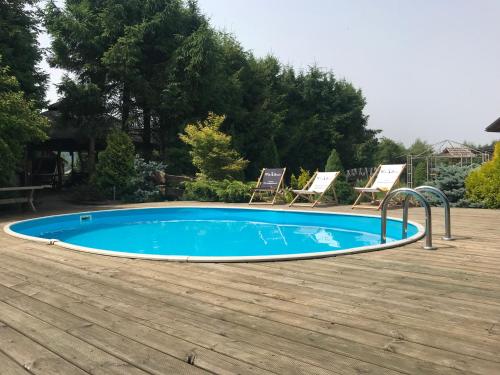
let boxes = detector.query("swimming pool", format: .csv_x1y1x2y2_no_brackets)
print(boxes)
4,207,424,262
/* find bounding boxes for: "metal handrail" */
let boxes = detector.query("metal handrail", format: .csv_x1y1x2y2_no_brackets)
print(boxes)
381,188,435,250
413,186,453,241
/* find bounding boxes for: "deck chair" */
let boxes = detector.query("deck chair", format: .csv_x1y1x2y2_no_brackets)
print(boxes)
249,168,286,205
289,171,340,207
352,164,406,210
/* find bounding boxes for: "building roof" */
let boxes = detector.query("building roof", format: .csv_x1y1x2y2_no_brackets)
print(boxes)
440,147,476,158
486,117,500,132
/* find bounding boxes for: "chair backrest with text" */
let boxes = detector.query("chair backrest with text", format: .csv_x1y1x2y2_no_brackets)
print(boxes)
258,168,286,190
307,172,339,193
371,164,406,191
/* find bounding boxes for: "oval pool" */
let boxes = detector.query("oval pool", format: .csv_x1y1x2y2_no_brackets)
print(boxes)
4,207,424,262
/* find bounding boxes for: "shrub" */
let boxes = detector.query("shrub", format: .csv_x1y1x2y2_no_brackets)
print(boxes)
334,179,356,204
428,163,479,207
290,168,312,189
216,180,253,203
93,130,136,198
465,143,500,208
180,113,248,180
124,156,167,203
183,178,253,203
183,178,220,201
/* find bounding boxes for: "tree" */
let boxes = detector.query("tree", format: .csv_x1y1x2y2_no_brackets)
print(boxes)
408,138,433,156
325,149,343,172
375,137,406,165
93,130,136,198
57,78,110,174
180,113,248,180
0,62,48,184
0,0,47,106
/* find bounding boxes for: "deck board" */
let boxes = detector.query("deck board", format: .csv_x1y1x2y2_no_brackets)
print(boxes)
1,202,499,374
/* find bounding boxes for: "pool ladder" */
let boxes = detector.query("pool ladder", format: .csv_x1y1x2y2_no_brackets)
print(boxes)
380,186,453,250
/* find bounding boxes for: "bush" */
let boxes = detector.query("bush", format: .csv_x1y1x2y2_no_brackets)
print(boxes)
216,180,253,203
180,113,248,180
93,130,136,198
290,168,312,189
183,178,253,203
465,143,500,208
334,178,356,204
124,156,167,203
428,163,479,207
183,178,220,201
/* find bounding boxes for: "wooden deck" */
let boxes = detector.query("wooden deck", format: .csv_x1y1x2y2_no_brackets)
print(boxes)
0,201,499,374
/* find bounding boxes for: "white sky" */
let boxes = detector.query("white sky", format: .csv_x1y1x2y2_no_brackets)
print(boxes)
39,0,500,146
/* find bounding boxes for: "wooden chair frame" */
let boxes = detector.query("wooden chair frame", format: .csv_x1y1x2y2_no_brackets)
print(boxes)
289,171,339,208
352,164,406,210
249,168,286,205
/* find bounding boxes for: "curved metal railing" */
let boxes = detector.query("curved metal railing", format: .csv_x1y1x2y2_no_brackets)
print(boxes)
380,188,435,250
411,186,453,241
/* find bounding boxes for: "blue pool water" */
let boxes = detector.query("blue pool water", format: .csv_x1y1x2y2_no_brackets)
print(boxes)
7,207,420,260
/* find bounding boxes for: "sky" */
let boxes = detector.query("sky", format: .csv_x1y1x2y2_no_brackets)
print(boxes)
39,0,500,146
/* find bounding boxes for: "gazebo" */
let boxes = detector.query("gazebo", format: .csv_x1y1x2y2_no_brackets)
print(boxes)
406,140,491,187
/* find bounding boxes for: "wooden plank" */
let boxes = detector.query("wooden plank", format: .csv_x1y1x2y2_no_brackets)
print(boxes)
1,250,498,375
0,321,88,375
0,302,149,375
0,350,32,375
0,265,385,375
1,203,500,375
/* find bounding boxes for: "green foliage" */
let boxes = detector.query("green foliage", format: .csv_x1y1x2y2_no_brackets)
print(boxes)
290,168,312,189
183,178,219,201
408,139,433,156
334,179,356,204
0,63,48,184
57,78,110,173
93,130,136,198
45,0,376,177
325,149,343,172
429,164,479,207
375,137,406,165
180,113,249,180
125,157,167,203
413,160,427,187
215,180,253,203
183,178,253,203
0,1,47,105
465,143,500,208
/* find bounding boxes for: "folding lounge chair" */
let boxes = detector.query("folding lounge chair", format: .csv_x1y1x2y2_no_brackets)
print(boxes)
352,164,406,210
249,168,286,205
289,171,340,208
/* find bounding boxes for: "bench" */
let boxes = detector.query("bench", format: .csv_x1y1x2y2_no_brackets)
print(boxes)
0,185,51,212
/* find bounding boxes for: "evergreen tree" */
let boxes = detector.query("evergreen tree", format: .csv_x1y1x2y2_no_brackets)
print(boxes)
93,130,136,198
57,78,109,174
0,0,47,106
325,149,343,172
